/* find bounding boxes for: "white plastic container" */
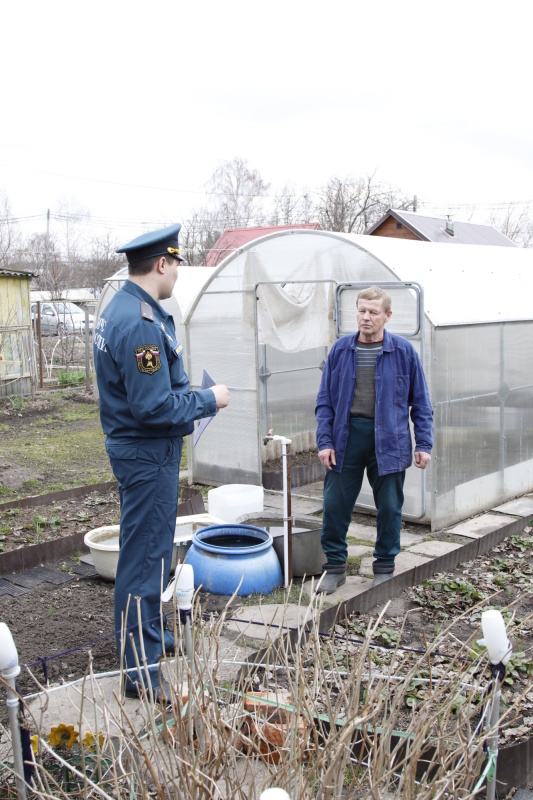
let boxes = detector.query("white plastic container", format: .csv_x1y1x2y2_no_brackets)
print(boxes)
84,514,227,581
207,484,264,524
171,513,226,571
84,525,120,581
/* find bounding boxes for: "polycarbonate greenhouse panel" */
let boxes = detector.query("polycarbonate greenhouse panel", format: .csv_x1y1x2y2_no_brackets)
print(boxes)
337,282,421,337
190,389,261,486
430,321,533,529
181,229,533,527
431,324,501,403
258,344,325,440
355,460,427,519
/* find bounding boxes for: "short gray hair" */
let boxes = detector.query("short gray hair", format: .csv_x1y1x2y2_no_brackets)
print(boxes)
356,286,392,313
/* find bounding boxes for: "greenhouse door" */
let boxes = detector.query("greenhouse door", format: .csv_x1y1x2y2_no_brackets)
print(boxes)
334,281,427,520
255,278,334,446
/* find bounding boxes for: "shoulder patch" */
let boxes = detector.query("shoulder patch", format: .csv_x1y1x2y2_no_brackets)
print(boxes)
135,344,161,374
175,344,183,356
140,301,154,321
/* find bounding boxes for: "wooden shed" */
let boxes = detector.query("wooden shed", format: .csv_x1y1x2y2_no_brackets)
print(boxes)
0,267,36,397
367,208,516,246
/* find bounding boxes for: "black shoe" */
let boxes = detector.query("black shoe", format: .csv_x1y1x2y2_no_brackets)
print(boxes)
372,573,393,586
316,563,347,594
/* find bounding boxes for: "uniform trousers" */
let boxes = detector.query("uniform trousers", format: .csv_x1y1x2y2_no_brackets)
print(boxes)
105,436,182,691
321,416,405,567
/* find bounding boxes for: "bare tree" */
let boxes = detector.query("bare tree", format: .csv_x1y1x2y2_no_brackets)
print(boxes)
315,172,413,233
78,231,125,293
180,208,224,265
206,157,270,228
269,186,315,226
489,204,533,248
17,231,68,294
0,192,21,266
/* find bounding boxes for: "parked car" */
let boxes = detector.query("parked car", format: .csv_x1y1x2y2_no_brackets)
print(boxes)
31,301,94,336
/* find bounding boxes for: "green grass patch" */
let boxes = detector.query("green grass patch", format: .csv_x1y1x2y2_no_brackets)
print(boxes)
22,478,41,492
347,554,362,572
58,370,85,386
347,536,373,546
242,583,312,606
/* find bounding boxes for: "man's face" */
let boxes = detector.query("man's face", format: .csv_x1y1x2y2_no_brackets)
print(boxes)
356,298,392,342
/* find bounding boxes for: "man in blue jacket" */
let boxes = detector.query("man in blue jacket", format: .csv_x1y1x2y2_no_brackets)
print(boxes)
315,286,432,593
94,223,230,700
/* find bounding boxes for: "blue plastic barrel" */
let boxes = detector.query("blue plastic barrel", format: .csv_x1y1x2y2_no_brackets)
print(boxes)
184,524,282,596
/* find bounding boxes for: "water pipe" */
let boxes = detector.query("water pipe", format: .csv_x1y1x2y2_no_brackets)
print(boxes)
264,433,293,588
0,622,27,800
479,609,512,800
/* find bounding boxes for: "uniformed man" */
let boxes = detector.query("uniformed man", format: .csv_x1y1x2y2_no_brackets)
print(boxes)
93,223,229,700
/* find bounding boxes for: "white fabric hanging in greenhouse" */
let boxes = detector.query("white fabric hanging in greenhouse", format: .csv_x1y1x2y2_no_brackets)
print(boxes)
243,251,333,352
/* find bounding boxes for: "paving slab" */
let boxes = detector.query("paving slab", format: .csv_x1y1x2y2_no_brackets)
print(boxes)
293,481,324,499
492,497,533,517
303,574,372,603
18,632,250,741
399,530,428,546
347,525,425,548
360,551,430,578
405,540,463,558
348,544,374,558
263,492,324,516
446,512,518,539
347,522,378,543
224,602,317,641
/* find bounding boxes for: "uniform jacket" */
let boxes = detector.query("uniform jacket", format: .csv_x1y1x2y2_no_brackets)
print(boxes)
315,330,433,475
94,281,216,440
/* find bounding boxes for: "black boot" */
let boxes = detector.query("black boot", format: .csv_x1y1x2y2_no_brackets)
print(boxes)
316,563,347,594
372,559,394,586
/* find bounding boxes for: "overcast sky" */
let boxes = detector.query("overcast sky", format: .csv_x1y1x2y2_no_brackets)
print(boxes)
2,0,532,245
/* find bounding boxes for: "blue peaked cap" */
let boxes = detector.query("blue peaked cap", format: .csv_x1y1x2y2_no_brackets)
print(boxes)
116,223,185,263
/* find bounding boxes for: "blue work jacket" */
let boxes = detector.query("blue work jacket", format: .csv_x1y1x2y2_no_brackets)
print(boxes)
315,330,433,476
93,281,216,440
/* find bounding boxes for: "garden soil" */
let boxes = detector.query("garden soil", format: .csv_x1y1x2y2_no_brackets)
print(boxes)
1,391,532,747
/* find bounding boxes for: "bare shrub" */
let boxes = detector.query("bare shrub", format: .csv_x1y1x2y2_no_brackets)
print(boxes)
2,592,528,799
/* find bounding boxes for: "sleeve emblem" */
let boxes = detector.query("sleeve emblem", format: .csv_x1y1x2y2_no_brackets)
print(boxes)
135,344,161,374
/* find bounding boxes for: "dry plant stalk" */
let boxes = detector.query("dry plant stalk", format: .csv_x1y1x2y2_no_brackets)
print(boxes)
2,590,529,799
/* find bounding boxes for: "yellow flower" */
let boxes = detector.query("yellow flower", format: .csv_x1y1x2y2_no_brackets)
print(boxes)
30,735,39,754
82,731,105,750
47,723,79,749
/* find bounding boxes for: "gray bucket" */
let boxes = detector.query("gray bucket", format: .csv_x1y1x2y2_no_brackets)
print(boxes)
237,511,324,577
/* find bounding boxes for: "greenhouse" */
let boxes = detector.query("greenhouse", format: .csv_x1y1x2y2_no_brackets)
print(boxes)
179,229,533,530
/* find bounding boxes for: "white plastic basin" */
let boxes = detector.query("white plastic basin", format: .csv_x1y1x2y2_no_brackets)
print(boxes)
83,525,120,581
207,484,264,524
84,514,226,581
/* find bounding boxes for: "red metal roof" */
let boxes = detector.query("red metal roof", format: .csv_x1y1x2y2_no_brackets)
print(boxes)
205,223,321,266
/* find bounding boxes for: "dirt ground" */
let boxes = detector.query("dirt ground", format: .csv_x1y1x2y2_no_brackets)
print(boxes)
1,391,532,747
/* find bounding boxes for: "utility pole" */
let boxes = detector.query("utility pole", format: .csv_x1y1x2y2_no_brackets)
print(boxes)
44,208,50,290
